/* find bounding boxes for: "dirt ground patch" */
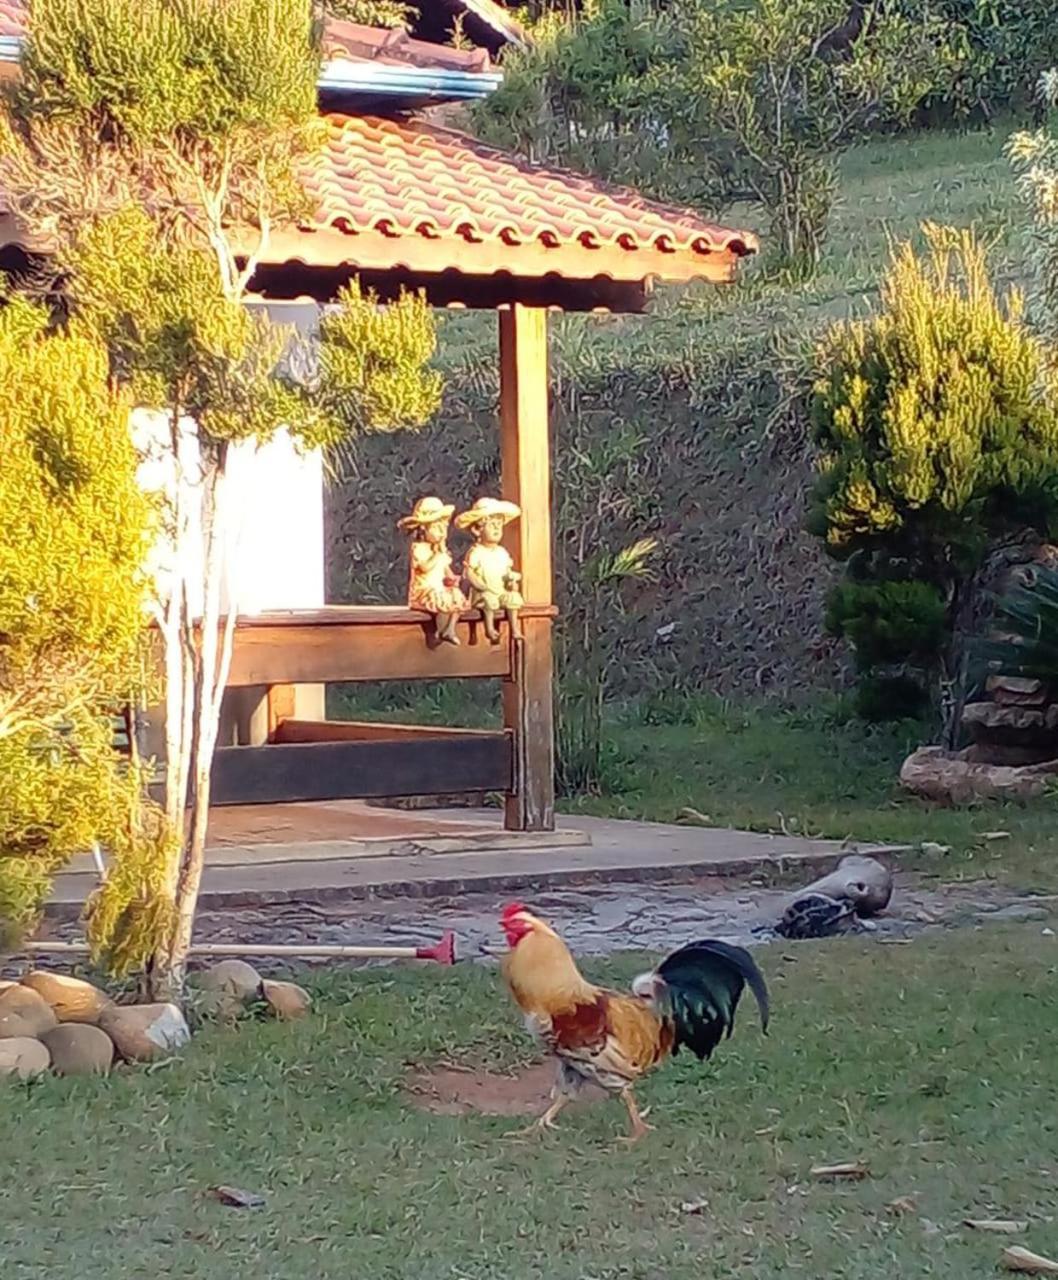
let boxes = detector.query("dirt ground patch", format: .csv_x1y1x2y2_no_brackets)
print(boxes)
404,1061,611,1117
404,1062,553,1116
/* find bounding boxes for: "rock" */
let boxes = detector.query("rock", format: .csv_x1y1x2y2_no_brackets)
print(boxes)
793,855,893,916
982,904,1050,923
964,743,1055,767
961,702,1058,746
99,1003,191,1063
20,971,112,1025
41,1024,114,1076
0,984,59,1040
0,1036,51,1080
986,675,1049,707
261,980,311,1020
196,959,263,1003
900,746,1058,805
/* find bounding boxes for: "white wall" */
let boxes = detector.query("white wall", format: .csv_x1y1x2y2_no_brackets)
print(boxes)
136,300,328,753
224,429,325,615
133,414,325,621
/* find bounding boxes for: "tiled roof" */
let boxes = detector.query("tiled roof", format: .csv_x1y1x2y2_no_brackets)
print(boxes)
281,113,757,285
0,5,758,300
322,18,491,73
0,3,493,72
0,0,21,38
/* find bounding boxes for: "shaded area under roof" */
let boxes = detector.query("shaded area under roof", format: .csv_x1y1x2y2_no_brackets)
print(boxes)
412,0,528,54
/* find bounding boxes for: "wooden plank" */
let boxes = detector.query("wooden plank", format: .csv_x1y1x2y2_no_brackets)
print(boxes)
266,684,296,740
499,305,556,832
274,719,502,744
210,734,513,806
227,616,510,687
232,604,556,628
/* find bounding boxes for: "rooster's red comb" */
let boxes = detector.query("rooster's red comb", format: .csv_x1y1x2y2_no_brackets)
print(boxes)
500,901,528,922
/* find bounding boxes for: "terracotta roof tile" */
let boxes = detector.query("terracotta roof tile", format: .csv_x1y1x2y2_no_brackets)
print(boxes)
322,18,491,73
293,114,757,282
0,0,23,38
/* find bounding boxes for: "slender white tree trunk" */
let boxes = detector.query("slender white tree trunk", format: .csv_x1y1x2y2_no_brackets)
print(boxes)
167,447,239,988
150,228,264,999
151,437,239,999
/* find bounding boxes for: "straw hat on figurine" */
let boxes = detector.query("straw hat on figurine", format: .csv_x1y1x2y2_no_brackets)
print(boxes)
454,497,522,531
397,496,455,530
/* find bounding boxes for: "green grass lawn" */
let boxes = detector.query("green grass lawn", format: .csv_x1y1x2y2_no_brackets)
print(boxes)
569,701,1058,890
3,926,1057,1278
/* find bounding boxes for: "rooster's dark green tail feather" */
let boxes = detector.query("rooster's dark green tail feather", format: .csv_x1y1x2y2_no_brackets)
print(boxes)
655,939,769,1061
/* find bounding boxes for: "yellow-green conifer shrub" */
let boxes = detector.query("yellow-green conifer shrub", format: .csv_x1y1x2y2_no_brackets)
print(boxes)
0,298,159,947
808,225,1058,720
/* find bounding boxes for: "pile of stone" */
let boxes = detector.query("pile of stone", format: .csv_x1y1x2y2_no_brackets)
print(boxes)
902,675,1058,805
0,961,311,1082
0,972,189,1080
963,676,1058,766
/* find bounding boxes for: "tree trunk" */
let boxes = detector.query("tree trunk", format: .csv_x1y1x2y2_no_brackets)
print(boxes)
150,443,237,1000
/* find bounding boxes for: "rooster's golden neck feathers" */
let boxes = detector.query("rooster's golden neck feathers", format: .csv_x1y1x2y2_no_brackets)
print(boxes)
499,906,597,1011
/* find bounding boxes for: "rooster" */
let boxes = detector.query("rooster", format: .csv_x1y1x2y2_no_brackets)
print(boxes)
497,902,769,1142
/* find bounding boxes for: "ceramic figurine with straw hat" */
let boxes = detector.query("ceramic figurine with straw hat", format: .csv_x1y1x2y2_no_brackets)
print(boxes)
398,496,467,646
455,497,524,644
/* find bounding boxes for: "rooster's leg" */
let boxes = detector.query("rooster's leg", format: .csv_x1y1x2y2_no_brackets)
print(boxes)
617,1088,655,1144
504,1094,569,1140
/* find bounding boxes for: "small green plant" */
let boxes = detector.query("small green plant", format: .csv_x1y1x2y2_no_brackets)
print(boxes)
557,537,658,797
473,0,673,194
1009,70,1058,370
325,0,414,26
853,672,932,722
975,563,1058,688
824,579,946,718
678,0,960,274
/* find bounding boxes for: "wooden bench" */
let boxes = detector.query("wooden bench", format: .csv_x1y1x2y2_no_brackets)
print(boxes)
208,604,556,815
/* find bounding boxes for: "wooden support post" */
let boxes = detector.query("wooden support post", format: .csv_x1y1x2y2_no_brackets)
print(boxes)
499,304,555,832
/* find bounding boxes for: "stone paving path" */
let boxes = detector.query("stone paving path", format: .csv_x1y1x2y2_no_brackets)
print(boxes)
172,873,1057,964
22,873,1055,984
